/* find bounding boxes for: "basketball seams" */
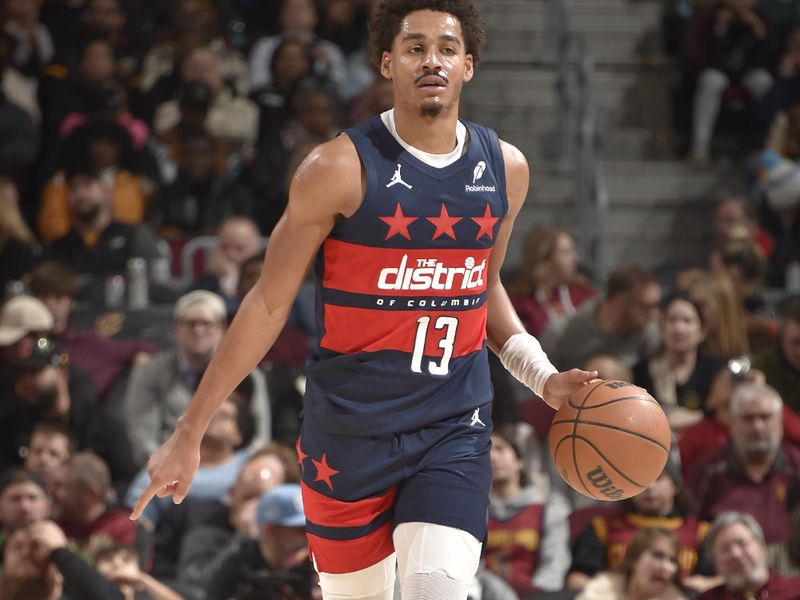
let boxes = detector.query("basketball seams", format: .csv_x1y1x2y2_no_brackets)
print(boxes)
550,419,670,453
566,395,660,410
571,380,607,498
573,435,651,490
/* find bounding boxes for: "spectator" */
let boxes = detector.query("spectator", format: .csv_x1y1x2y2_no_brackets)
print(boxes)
38,119,150,243
484,430,570,597
51,451,136,548
551,263,662,370
698,511,800,599
124,290,270,466
153,47,259,154
44,158,160,281
150,442,298,587
757,150,800,288
82,0,143,84
710,194,774,264
248,0,346,94
28,260,155,399
751,296,800,412
690,0,773,162
633,293,726,433
576,527,689,600
711,239,778,354
23,422,73,491
250,36,315,147
0,294,53,395
39,36,119,146
125,383,255,528
58,81,151,151
139,0,249,110
0,178,38,294
0,334,101,474
280,79,342,156
0,469,49,535
686,382,800,544
687,272,751,359
347,71,394,124
0,519,132,600
759,25,800,142
92,542,184,600
190,216,263,312
1,0,54,77
568,459,717,595
584,354,634,382
507,226,597,342
205,483,317,600
147,126,255,239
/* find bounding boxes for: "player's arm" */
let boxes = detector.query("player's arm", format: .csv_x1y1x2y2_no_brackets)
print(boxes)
485,140,596,409
130,136,364,518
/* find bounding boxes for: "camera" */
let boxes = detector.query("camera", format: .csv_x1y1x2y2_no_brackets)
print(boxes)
727,356,752,382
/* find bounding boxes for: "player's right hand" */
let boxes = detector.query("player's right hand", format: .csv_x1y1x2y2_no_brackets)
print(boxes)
129,429,201,521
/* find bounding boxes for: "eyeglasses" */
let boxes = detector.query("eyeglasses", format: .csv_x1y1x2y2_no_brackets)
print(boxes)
178,318,221,331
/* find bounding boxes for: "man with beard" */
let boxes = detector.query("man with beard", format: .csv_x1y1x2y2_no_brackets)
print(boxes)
699,512,800,599
686,382,800,544
45,159,160,284
0,470,50,541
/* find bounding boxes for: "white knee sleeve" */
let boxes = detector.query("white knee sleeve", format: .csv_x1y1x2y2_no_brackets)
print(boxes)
318,553,396,600
393,522,481,599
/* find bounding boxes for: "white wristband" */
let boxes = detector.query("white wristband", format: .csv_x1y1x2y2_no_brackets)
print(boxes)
498,332,559,398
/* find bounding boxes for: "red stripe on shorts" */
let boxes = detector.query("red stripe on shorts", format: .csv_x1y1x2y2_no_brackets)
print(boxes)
307,522,395,574
301,482,397,528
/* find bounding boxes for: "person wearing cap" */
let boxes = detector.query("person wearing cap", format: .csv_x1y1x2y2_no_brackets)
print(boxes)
205,483,316,600
686,382,800,546
698,511,800,600
123,290,270,467
0,332,106,475
568,456,718,595
42,150,160,279
0,295,54,370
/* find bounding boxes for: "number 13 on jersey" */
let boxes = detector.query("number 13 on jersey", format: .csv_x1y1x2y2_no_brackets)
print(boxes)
411,316,459,375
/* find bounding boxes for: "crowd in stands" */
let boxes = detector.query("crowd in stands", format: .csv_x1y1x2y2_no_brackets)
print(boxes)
0,0,799,599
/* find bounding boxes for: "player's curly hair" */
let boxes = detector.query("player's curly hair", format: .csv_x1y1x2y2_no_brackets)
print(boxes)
368,0,486,69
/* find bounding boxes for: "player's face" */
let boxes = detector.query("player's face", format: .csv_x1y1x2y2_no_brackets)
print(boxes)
661,298,704,355
380,10,474,118
781,319,800,371
712,523,768,591
629,536,678,596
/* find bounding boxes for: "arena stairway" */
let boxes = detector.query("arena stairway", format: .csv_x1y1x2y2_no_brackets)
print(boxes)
463,0,735,275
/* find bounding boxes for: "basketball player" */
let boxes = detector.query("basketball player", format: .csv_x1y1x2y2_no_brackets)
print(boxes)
131,1,597,598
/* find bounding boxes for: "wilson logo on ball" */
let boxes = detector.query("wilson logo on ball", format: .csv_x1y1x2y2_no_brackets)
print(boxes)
586,466,625,500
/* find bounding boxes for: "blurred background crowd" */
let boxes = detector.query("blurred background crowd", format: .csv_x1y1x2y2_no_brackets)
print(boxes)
0,0,800,599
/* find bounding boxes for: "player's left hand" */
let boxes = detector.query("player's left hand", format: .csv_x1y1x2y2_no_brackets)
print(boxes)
542,369,599,410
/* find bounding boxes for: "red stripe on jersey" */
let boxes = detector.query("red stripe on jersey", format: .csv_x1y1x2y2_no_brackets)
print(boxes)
307,522,395,574
323,239,491,298
301,482,397,529
321,305,487,355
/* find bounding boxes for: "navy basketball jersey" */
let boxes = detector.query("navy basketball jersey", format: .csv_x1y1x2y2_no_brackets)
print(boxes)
303,114,508,435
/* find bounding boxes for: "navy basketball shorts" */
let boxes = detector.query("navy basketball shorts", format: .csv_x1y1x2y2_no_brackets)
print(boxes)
296,403,492,575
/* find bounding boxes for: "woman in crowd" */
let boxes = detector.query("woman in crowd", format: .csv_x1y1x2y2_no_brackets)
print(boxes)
507,226,596,341
576,528,689,600
633,293,726,433
686,272,751,359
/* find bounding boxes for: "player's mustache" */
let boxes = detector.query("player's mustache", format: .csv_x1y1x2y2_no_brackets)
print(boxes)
415,70,449,84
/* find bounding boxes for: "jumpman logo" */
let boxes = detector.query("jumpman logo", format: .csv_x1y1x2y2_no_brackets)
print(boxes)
386,164,412,189
470,408,486,428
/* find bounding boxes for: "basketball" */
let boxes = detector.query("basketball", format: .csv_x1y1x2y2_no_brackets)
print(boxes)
549,380,671,501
